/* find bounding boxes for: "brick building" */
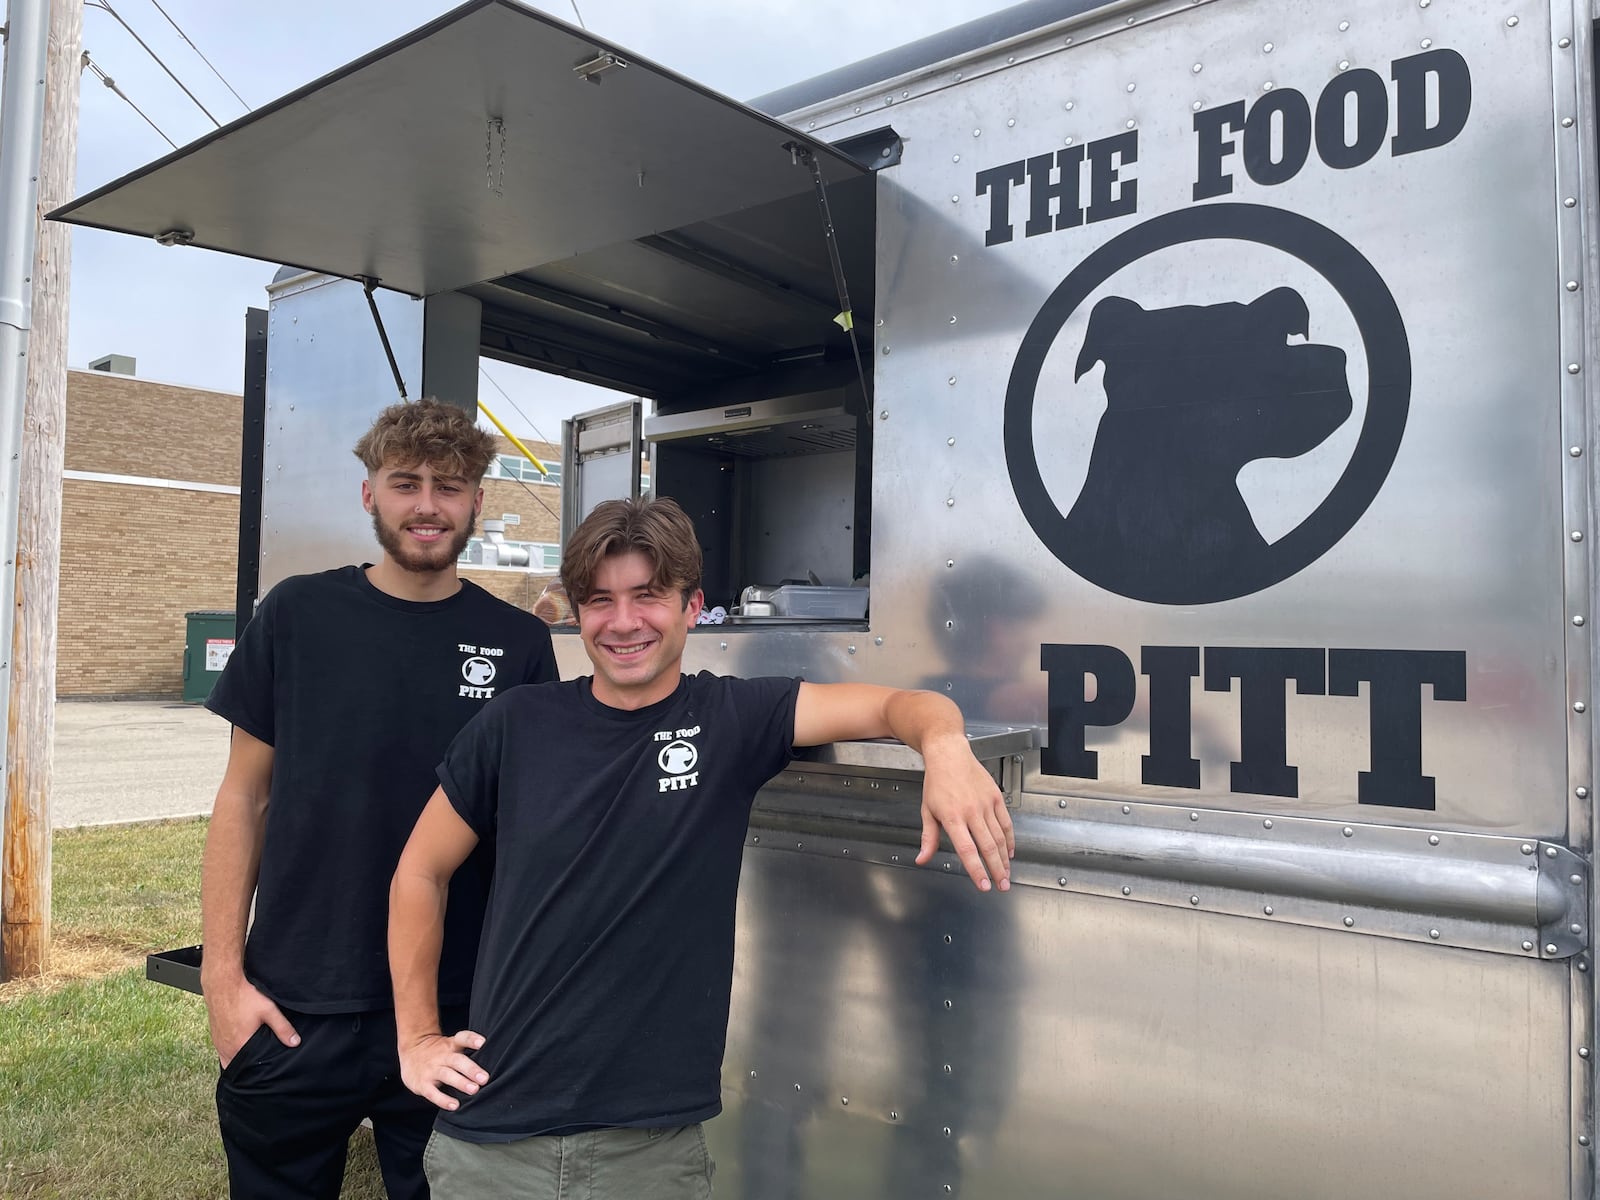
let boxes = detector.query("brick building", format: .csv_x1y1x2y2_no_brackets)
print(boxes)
58,365,563,698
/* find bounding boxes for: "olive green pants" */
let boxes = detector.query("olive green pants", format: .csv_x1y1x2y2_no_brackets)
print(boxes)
423,1124,715,1199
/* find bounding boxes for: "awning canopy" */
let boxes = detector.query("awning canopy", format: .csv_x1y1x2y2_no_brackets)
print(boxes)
52,0,876,398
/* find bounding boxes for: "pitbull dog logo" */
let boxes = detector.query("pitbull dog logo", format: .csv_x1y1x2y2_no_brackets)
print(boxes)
1062,287,1354,602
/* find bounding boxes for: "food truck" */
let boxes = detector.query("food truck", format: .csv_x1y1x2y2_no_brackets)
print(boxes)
53,0,1600,1194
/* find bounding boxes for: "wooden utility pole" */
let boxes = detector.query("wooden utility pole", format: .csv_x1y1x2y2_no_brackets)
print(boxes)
1,0,81,980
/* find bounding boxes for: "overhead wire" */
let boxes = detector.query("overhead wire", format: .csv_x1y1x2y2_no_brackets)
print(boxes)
476,366,562,528
82,51,178,149
85,0,221,128
145,0,250,112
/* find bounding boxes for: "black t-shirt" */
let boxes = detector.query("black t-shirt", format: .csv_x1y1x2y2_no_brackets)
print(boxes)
206,566,558,1013
435,671,801,1142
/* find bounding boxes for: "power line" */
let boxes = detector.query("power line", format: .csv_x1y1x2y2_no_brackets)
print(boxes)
478,364,556,446
146,0,250,112
82,51,178,150
86,0,220,128
568,0,587,29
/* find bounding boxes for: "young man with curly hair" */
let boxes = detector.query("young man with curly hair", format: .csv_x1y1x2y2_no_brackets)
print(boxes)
389,496,1013,1198
202,397,558,1199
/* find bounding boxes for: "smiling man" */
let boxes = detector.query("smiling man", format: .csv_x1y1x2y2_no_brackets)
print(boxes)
388,496,1014,1199
201,398,557,1200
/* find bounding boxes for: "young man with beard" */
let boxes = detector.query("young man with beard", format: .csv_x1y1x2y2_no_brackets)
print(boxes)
201,398,558,1200
388,497,1014,1198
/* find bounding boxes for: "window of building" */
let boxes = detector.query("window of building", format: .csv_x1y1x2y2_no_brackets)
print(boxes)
489,454,561,486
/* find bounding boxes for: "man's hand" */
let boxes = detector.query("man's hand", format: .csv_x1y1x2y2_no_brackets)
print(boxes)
916,732,1015,892
206,976,299,1067
399,1030,490,1111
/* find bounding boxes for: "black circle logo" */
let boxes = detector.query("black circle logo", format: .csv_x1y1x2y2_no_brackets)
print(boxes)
1004,203,1411,605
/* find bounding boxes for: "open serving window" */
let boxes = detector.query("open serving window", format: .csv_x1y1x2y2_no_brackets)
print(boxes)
52,0,881,626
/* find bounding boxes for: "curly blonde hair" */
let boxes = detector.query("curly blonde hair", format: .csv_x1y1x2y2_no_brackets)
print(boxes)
352,397,497,482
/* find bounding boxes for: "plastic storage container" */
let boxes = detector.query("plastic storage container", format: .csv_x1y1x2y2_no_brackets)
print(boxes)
769,586,868,619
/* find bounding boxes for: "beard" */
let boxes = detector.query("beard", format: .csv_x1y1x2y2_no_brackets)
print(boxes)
372,508,477,574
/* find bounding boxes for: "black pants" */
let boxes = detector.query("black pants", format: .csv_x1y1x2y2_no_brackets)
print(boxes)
215,1005,463,1200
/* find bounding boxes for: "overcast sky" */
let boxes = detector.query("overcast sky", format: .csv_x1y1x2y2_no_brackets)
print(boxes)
65,0,1011,443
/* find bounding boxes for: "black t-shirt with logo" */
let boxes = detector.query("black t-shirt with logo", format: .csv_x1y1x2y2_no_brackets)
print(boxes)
434,671,801,1142
206,566,558,1013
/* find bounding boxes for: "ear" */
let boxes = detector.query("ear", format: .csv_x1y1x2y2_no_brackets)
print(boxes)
684,589,704,626
360,477,375,514
1075,295,1144,381
1248,286,1311,340
473,487,485,516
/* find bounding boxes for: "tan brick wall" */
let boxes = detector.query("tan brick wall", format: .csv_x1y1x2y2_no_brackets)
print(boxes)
66,369,241,485
460,570,559,612
57,479,239,697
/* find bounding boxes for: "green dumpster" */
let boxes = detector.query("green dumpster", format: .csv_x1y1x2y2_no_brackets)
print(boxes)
182,611,236,703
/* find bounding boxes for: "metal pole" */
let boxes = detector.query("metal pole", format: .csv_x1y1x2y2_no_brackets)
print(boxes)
0,0,54,980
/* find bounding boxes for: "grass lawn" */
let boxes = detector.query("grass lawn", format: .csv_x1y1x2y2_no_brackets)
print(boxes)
0,820,386,1199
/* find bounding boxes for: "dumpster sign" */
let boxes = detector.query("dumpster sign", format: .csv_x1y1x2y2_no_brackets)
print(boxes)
205,638,234,673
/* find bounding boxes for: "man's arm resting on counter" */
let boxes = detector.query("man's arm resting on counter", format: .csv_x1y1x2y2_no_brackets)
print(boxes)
388,788,488,1111
791,683,1014,892
200,726,299,1065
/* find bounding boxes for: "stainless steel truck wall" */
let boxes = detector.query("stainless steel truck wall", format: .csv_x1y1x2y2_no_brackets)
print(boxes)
632,2,1599,1196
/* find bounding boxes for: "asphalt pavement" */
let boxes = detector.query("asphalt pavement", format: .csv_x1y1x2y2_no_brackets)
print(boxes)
51,699,230,828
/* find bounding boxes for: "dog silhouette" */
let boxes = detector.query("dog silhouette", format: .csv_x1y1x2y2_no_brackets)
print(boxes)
1062,287,1353,602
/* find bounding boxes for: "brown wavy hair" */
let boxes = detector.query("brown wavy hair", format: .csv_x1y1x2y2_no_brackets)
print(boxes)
352,397,497,482
561,497,703,607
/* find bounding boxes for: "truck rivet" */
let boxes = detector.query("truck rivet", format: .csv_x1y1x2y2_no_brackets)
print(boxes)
947,560,955,569
1064,101,1074,110
1190,812,1199,822
1192,101,1203,112
1126,82,1136,93
1190,895,1200,906
942,860,951,869
1576,702,1587,713
880,409,889,419
875,637,883,646
1418,0,1429,7
951,155,960,164
795,1083,803,1091
891,854,900,862
943,1127,953,1137
1506,16,1518,27
1264,905,1274,915
1548,943,1560,954
1560,37,1572,48
1262,42,1273,52
1581,1135,1592,1147
944,934,953,944
844,780,851,787
946,498,955,507
1522,843,1535,855
841,1097,849,1105
950,195,960,204
1524,941,1536,951
943,1063,953,1072
797,776,804,783
1339,20,1351,31
1575,616,1587,626
1420,38,1432,49
1262,81,1275,92
1569,364,1581,374
719,642,727,651
1562,117,1575,128
947,437,956,446
948,376,957,385
946,620,955,630
1429,929,1440,939
1429,835,1441,845
750,1070,758,1077
854,106,861,114
1574,875,1585,885
1126,119,1137,129
1192,63,1202,73
752,836,760,844
1344,917,1355,928
1007,118,1015,127
948,316,957,325
1059,799,1068,809
972,128,981,137
1548,846,1560,858
1343,827,1354,838
882,345,891,355
1123,886,1133,896
1264,819,1274,829
1122,805,1131,815
1566,198,1578,208
890,1111,899,1120
1058,876,1067,886
797,841,804,848
842,849,850,857
1573,924,1584,936
1579,787,1591,798
808,122,816,130
848,645,856,655
1338,60,1351,72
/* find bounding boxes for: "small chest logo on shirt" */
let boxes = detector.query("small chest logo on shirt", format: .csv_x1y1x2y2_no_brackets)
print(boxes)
653,726,701,792
457,644,503,700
